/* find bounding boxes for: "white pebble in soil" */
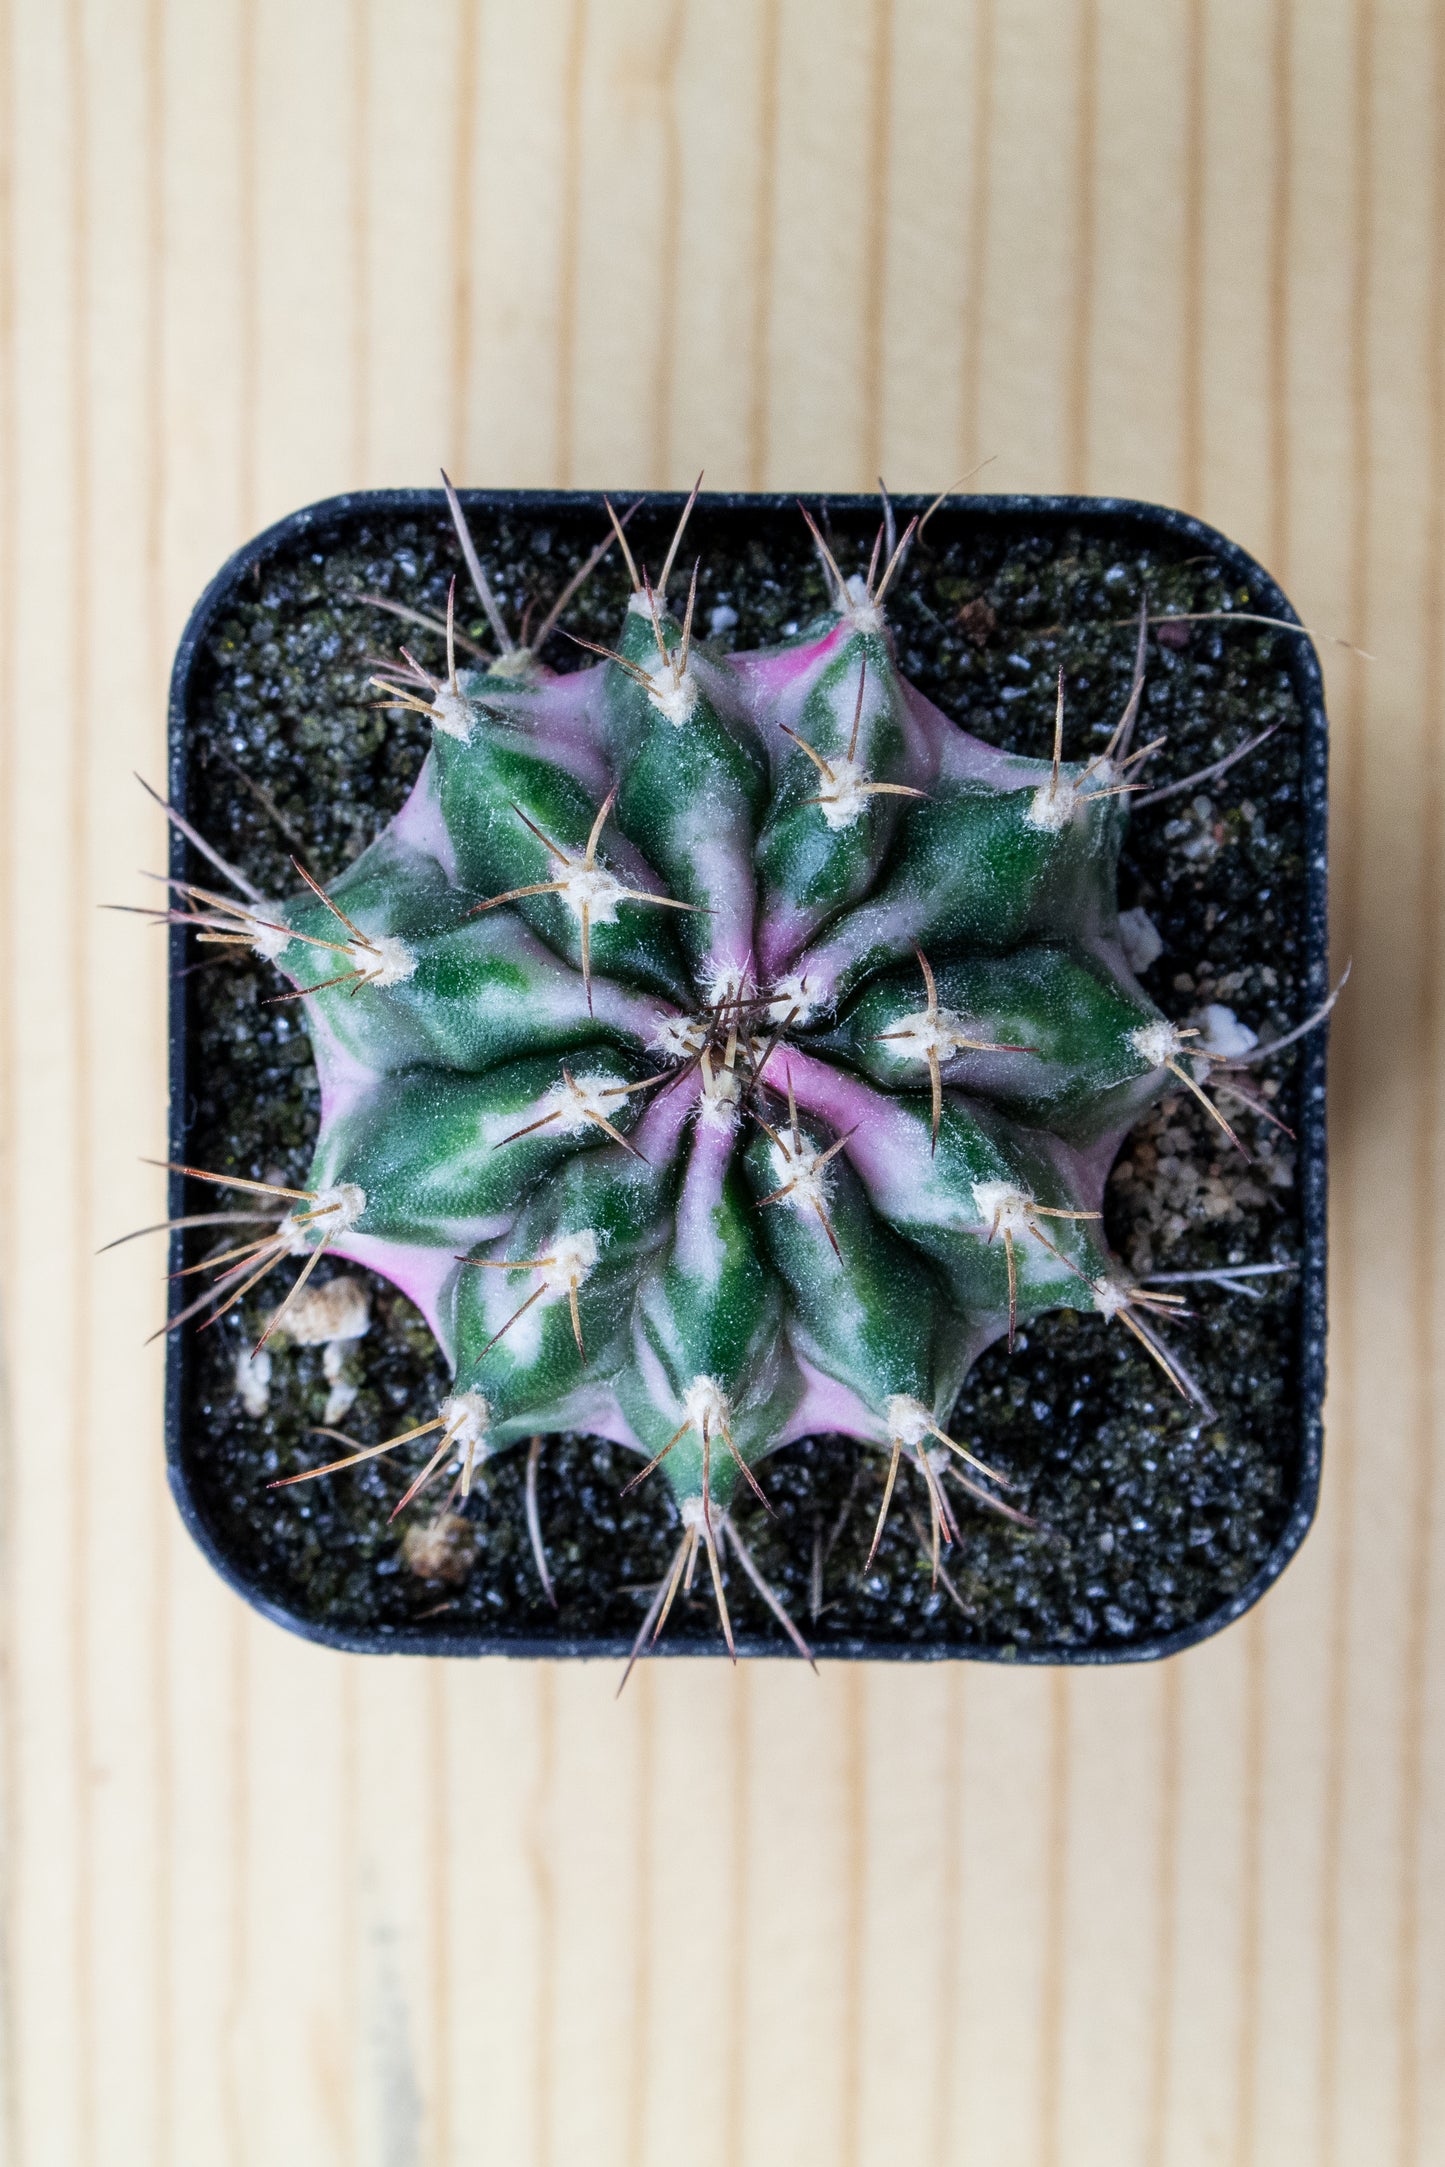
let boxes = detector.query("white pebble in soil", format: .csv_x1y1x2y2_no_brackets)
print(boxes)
252,1273,373,1426
235,1345,272,1417
1190,1002,1259,1060
1117,905,1164,974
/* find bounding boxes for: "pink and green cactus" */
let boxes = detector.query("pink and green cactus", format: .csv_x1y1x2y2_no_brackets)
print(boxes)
155,487,1271,1665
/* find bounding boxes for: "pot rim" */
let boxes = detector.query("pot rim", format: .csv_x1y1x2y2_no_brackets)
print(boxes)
165,486,1329,1665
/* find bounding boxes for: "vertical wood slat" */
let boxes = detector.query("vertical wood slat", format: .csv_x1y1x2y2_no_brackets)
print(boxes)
0,3,1442,2162
0,7,17,2147
1402,15,1445,2167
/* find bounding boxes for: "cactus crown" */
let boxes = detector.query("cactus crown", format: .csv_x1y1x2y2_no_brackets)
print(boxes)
157,487,1282,1665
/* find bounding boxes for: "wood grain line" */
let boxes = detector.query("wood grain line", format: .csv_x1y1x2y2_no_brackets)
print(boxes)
838,1670,866,2167
1231,1621,1267,2167
958,0,994,472
721,1667,751,2167
237,0,258,532
0,0,11,1299
1398,13,1445,2160
429,1667,452,2164
553,0,588,488
529,1667,556,2167
350,0,371,483
448,0,480,478
339,1667,358,2167
0,0,20,2131
928,1670,964,2167
649,1,686,490
861,0,894,487
745,0,780,490
1036,1672,1070,2167
222,1616,249,2167
1065,0,1099,492
1320,5,1376,2163
1267,0,1293,576
0,1382,14,2153
64,0,97,2150
144,0,173,2156
1144,1666,1183,2167
623,1666,656,2165
1179,0,1205,513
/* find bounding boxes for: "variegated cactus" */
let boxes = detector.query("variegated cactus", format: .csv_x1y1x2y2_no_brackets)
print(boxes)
158,486,1262,1665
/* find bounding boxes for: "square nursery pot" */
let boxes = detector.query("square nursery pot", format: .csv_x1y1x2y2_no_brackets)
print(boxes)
162,487,1328,1665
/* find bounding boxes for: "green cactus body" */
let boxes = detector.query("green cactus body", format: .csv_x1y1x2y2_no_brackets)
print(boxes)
822,943,1165,1142
206,505,1214,1651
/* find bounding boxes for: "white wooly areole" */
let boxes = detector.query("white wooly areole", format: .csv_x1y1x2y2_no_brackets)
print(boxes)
468,1226,603,1370
778,650,925,834
1026,637,1163,833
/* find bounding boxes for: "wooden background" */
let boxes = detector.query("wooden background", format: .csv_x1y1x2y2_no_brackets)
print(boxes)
0,1,1441,2160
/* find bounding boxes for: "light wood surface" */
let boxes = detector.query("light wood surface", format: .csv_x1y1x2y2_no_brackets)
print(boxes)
1,2,1441,2160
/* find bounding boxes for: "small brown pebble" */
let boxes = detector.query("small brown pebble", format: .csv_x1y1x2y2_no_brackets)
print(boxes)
1155,616,1192,650
402,1513,479,1584
956,596,998,645
269,1274,370,1347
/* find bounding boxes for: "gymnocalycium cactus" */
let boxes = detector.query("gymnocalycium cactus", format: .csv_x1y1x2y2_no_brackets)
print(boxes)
156,485,1278,1666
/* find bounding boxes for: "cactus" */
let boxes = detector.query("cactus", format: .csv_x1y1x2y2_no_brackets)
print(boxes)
149,487,1296,1667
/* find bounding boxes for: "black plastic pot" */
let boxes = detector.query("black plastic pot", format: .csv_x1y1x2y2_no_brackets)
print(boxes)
165,488,1328,1664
